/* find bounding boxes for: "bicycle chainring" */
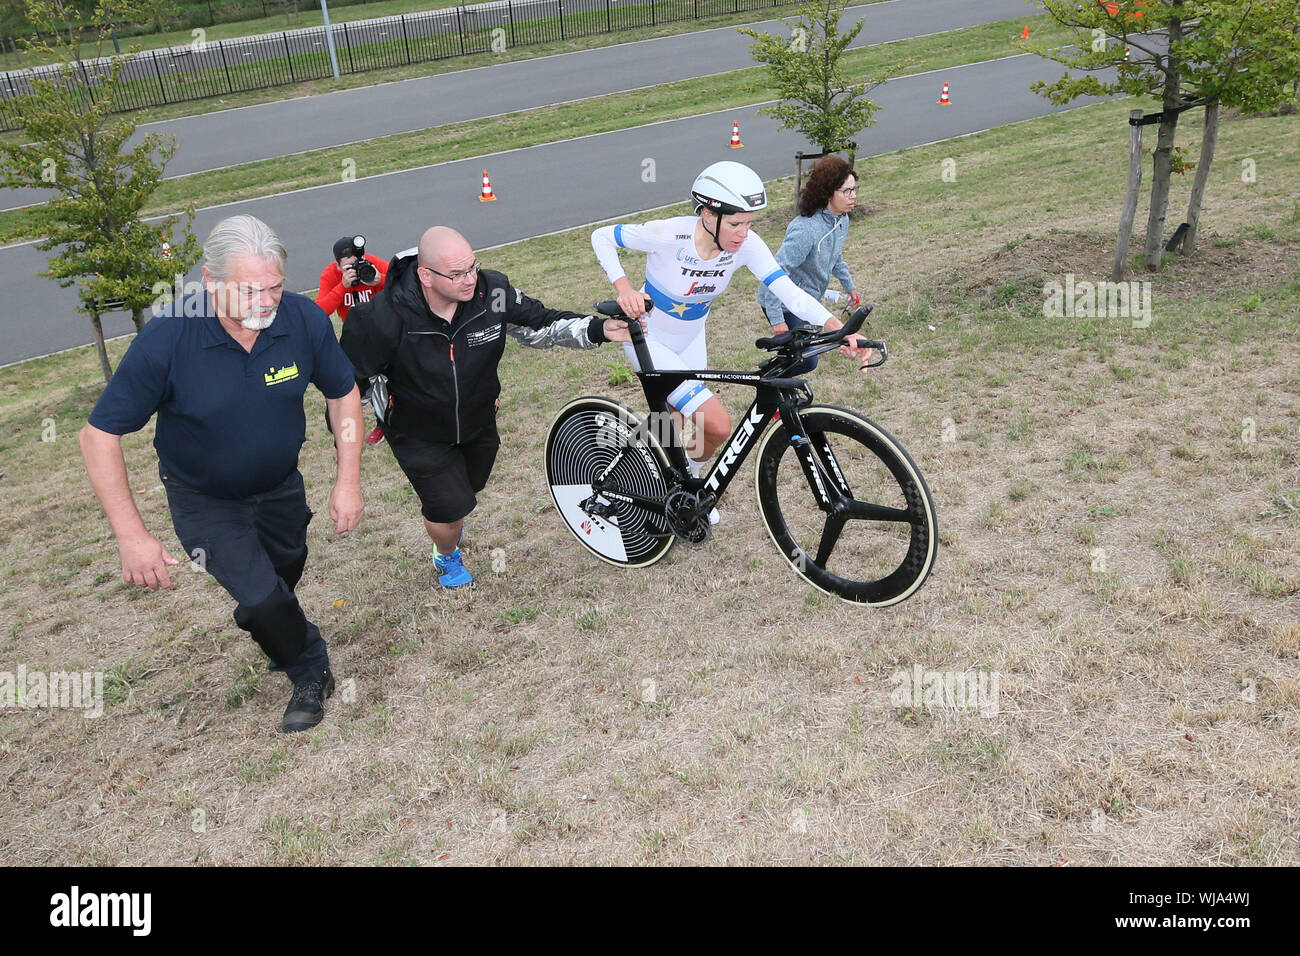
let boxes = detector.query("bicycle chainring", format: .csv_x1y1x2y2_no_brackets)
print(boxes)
665,490,712,546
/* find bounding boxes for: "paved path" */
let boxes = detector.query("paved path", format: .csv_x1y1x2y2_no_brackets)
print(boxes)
0,0,1037,210
0,47,1115,367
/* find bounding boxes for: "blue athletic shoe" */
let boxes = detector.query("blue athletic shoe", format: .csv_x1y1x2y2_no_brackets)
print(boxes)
434,548,473,588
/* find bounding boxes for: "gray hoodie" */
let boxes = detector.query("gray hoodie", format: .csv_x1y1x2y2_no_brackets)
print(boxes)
757,208,856,326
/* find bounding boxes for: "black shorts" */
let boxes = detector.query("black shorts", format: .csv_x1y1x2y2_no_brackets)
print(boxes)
386,431,500,524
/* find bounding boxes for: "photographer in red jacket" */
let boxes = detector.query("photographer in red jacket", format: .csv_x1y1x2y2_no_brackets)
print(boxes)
318,235,389,323
320,235,389,443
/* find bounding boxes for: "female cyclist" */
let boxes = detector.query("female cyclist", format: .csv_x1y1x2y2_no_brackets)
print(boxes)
591,160,866,482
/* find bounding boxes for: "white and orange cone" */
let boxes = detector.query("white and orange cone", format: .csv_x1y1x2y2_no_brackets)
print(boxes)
479,169,497,202
729,120,744,148
937,82,952,106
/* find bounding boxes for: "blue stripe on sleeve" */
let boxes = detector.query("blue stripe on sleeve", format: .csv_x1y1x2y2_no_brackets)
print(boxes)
761,268,788,287
614,225,625,248
671,383,708,412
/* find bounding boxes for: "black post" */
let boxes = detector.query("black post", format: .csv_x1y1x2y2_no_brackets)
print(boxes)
508,1,516,46
149,50,166,102
559,0,565,40
282,32,294,80
400,14,411,63
218,39,233,92
455,6,465,56
606,0,611,32
342,22,355,73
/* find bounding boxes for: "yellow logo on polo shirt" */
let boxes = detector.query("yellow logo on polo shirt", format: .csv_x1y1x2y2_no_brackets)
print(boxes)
264,363,300,386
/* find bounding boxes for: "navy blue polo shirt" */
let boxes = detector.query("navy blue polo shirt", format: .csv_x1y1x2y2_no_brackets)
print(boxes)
88,290,356,500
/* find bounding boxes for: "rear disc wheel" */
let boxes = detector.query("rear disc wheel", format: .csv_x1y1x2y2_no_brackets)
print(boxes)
546,397,675,568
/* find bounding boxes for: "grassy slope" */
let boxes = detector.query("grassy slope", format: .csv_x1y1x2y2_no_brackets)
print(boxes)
0,99,1296,865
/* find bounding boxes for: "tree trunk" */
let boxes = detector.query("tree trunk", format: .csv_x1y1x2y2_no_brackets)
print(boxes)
1114,110,1145,281
1142,114,1179,270
1181,98,1219,256
131,306,145,332
89,308,112,383
1143,8,1183,271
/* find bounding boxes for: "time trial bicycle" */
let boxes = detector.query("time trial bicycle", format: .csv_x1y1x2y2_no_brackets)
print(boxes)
545,301,937,606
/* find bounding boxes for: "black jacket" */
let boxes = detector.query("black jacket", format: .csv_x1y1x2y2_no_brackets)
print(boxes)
341,255,607,444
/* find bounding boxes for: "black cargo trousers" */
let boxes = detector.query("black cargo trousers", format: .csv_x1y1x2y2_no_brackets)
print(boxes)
159,465,330,686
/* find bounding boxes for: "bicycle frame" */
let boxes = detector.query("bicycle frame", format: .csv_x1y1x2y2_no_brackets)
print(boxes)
589,324,854,520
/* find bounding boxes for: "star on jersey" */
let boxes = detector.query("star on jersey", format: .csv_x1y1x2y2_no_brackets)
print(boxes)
668,302,689,317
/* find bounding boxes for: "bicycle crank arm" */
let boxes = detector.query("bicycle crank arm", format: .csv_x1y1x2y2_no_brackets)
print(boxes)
587,483,668,516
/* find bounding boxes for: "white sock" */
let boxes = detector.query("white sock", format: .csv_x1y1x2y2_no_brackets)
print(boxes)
687,457,705,479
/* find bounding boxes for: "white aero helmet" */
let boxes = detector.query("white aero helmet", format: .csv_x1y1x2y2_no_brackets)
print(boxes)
690,161,768,215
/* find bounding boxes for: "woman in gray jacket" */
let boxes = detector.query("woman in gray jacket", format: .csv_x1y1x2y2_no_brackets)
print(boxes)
757,156,861,372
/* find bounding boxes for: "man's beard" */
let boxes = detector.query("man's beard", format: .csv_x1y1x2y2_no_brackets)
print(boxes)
240,309,277,331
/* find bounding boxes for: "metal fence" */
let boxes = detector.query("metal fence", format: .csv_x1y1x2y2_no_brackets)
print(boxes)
0,0,796,132
1,0,390,44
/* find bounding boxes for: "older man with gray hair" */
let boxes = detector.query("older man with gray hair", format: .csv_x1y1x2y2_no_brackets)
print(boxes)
80,214,364,733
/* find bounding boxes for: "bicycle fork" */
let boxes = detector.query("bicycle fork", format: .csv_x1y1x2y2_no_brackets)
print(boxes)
781,406,852,511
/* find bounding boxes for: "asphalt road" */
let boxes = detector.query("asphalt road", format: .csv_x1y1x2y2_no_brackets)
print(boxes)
0,0,1038,211
0,46,1114,367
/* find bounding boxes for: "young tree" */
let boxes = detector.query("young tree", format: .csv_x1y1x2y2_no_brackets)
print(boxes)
0,0,199,382
739,0,908,156
140,0,179,34
1030,0,1300,270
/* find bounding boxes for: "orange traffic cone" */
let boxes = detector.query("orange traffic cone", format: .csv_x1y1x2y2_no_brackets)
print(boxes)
1020,25,1029,39
937,82,952,106
479,169,497,202
729,120,744,149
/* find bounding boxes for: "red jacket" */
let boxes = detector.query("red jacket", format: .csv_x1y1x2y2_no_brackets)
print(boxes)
317,254,389,321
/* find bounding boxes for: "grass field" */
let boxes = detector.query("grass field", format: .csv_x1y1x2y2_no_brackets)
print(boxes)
0,97,1296,864
2,0,740,67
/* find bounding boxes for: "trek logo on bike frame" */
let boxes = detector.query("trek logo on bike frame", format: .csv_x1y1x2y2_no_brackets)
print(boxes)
704,406,765,493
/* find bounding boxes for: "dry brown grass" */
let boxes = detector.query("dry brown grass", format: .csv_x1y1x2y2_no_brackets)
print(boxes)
1,99,1296,865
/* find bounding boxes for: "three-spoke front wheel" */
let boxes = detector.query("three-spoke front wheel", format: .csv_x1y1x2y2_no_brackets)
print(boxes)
546,397,675,569
754,405,937,606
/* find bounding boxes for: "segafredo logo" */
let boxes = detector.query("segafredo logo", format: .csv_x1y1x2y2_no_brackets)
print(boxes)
50,886,151,936
704,406,764,492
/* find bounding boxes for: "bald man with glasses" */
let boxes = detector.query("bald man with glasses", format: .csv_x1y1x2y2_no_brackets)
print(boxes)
341,226,639,588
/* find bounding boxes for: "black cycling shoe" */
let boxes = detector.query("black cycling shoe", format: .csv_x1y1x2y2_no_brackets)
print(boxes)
281,668,335,733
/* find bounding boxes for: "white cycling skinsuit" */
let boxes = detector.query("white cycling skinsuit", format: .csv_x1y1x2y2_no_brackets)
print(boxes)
592,216,833,415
